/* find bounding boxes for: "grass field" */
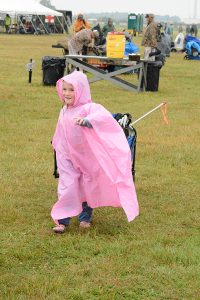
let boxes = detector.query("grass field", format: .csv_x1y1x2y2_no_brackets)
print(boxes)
0,33,200,300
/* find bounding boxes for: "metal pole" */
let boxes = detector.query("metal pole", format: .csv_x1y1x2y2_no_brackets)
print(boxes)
62,15,69,33
29,59,32,83
37,15,49,34
30,17,37,34
55,16,66,34
19,17,27,34
130,102,167,126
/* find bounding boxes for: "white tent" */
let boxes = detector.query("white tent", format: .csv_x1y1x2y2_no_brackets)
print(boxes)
0,0,67,34
0,0,62,16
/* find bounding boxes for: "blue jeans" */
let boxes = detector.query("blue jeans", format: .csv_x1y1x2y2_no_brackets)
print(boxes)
58,202,93,226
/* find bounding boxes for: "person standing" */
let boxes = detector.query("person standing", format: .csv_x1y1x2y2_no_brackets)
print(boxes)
165,23,174,40
51,71,139,233
190,24,198,37
141,14,158,61
68,28,99,55
102,18,115,37
73,13,91,33
4,14,11,34
186,25,190,35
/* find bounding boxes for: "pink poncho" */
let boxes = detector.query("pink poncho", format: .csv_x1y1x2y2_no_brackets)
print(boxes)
51,71,139,222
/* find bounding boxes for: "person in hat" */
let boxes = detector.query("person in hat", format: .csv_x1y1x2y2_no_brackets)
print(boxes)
68,28,99,55
51,70,139,233
102,18,116,37
141,14,158,61
73,13,91,33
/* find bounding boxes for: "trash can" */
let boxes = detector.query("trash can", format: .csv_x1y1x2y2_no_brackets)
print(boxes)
42,56,66,86
146,61,162,92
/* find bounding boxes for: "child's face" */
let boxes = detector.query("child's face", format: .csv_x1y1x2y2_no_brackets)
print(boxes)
62,81,75,106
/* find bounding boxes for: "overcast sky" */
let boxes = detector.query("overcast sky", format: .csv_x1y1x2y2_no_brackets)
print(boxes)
49,0,198,19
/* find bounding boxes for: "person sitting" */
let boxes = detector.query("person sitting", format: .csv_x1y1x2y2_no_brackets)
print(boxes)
102,18,115,37
73,13,91,33
26,22,34,34
123,31,139,56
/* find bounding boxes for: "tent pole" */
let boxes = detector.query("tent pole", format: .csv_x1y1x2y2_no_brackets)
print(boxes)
66,15,72,27
52,20,59,33
55,16,66,34
62,15,69,33
18,17,27,34
37,15,49,34
30,16,37,34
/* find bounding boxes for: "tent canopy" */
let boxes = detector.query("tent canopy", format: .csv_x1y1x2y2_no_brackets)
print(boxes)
0,0,63,16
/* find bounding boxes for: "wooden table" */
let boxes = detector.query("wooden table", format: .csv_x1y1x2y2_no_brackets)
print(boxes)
64,55,147,92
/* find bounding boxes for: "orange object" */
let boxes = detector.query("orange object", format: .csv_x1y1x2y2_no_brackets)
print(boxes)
74,19,91,33
130,102,169,127
160,103,169,125
86,58,108,69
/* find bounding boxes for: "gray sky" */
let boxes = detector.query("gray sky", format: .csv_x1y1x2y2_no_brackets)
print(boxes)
50,0,198,19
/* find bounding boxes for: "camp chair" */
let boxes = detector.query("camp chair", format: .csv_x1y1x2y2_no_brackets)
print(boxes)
52,113,137,181
112,113,137,180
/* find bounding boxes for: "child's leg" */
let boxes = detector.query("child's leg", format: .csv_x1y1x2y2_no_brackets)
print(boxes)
78,202,93,224
52,217,70,233
58,217,70,226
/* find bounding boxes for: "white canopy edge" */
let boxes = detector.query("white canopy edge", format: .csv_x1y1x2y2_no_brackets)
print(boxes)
0,0,63,16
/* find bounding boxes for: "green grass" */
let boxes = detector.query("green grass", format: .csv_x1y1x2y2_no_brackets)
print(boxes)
0,34,200,300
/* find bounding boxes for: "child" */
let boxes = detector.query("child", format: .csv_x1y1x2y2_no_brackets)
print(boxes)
51,71,139,233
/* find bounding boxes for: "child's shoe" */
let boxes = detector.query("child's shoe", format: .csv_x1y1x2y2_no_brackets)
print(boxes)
79,221,91,228
52,224,66,233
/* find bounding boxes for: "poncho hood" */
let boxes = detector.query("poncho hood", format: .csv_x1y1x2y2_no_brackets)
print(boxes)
56,71,92,108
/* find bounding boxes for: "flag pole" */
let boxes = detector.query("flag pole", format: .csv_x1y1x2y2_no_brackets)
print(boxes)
130,102,167,126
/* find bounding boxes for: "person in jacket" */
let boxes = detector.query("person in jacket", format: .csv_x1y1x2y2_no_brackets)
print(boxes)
102,18,115,37
190,24,198,37
4,14,11,33
124,31,139,56
141,14,158,61
68,28,99,55
51,71,139,233
73,13,91,33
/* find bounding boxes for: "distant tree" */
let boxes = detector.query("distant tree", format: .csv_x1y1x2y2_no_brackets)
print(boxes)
84,12,181,24
40,0,56,10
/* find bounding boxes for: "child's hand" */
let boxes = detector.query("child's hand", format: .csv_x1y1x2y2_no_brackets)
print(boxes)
74,117,85,126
